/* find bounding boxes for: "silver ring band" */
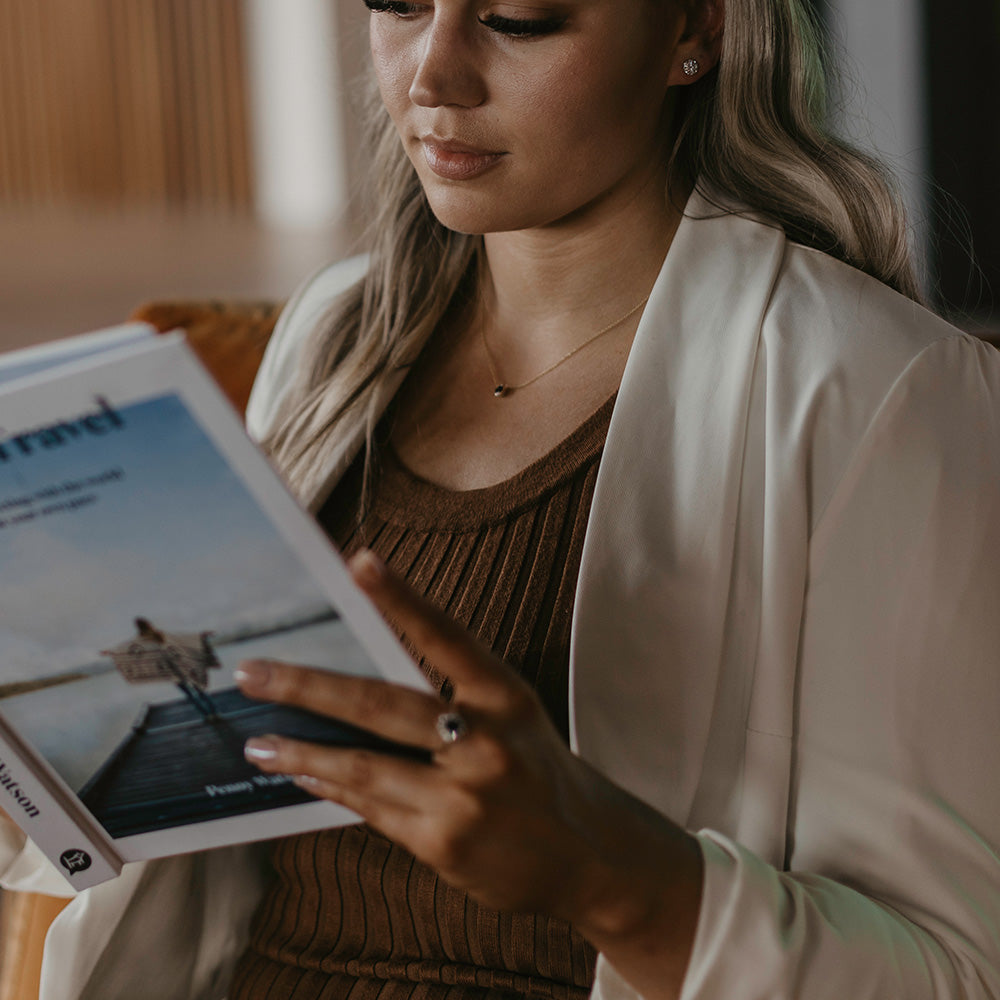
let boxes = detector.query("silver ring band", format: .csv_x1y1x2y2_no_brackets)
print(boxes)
435,711,469,746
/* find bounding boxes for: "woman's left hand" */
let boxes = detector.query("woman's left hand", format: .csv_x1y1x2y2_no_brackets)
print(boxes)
237,549,702,996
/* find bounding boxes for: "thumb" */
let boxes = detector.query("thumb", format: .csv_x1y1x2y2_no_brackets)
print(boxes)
349,549,518,706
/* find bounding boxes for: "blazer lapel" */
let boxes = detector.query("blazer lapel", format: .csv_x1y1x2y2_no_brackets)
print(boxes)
569,195,787,825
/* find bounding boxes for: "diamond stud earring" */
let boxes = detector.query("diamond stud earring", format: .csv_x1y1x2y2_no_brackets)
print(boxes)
683,58,701,77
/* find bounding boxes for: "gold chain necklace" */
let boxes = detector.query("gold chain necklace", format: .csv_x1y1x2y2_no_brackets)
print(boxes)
479,294,650,398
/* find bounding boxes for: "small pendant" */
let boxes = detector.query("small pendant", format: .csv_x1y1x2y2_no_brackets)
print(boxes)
493,385,508,398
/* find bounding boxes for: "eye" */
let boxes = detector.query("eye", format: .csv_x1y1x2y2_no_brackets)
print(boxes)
479,12,566,37
362,0,565,38
362,0,424,17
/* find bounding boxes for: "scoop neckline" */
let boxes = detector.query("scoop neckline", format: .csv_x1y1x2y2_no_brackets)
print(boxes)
371,392,617,531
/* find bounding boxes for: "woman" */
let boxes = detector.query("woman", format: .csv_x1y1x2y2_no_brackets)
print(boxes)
6,0,1000,997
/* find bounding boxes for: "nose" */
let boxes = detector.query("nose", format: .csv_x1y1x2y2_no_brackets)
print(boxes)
409,16,487,108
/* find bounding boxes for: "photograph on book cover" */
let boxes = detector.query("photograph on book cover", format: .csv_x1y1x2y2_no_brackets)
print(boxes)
0,390,396,841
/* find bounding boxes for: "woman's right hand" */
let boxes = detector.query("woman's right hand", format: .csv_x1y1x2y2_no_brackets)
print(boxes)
239,549,704,1000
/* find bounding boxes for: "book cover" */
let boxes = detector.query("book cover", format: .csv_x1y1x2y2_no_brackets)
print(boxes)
0,328,428,889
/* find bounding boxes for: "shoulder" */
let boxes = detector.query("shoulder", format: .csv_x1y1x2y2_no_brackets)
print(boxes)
245,254,370,440
763,234,998,412
765,240,962,377
747,232,1000,527
685,192,967,380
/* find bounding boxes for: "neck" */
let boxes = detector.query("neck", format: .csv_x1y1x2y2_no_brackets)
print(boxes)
478,176,685,370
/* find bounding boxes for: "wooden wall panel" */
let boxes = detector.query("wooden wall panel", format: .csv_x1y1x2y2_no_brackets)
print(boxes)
0,0,252,211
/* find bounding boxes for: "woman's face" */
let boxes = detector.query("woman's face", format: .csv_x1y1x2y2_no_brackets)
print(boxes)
367,0,693,235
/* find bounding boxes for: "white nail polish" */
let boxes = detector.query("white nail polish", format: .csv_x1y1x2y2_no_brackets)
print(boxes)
244,742,278,762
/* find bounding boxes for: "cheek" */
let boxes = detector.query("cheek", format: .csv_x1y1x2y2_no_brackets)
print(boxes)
370,26,414,118
514,54,660,172
506,51,606,145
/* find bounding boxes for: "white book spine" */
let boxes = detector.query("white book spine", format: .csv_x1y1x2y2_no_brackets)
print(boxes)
0,720,121,890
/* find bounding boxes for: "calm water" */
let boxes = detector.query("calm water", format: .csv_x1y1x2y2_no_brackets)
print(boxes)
1,618,392,792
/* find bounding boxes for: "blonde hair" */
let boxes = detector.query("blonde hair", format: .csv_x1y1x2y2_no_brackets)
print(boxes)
266,0,920,498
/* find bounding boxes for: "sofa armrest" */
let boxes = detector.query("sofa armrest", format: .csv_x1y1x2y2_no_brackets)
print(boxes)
129,299,283,417
0,894,71,1000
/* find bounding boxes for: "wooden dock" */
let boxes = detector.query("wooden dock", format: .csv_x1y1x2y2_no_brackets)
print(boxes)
79,687,425,839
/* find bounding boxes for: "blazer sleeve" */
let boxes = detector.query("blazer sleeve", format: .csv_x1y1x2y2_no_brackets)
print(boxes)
0,822,76,895
245,254,369,442
666,334,1000,999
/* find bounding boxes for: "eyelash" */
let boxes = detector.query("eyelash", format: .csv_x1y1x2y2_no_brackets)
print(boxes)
362,0,565,39
481,13,564,37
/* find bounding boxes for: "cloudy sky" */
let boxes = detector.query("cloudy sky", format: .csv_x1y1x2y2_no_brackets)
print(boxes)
0,393,333,682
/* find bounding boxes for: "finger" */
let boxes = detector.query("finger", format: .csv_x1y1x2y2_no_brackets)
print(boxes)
235,659,446,751
288,773,420,845
249,738,485,867
350,550,516,700
291,772,450,861
244,734,443,809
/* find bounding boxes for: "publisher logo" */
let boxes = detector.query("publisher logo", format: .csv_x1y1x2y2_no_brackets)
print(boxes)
60,849,92,875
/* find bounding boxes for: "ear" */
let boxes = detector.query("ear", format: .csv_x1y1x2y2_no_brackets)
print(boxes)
668,0,724,87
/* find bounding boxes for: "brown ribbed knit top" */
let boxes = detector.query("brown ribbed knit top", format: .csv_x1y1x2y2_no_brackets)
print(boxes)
230,395,615,1000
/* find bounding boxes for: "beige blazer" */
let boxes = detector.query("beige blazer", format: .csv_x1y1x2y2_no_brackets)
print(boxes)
6,192,1000,999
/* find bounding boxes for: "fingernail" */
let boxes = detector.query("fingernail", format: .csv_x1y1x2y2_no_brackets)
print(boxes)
235,660,272,689
244,737,279,762
351,549,385,587
293,774,321,789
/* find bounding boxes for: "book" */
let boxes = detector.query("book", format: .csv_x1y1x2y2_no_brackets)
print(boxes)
0,323,430,890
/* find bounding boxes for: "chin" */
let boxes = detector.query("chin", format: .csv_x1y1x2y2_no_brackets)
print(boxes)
422,190,555,237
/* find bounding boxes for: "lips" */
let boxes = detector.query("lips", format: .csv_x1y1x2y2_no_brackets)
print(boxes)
420,138,506,181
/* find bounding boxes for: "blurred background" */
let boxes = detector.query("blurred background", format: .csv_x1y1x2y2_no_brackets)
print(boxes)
0,0,997,351
0,0,369,349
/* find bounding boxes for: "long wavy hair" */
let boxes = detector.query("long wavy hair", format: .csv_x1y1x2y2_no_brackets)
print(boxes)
265,0,920,500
